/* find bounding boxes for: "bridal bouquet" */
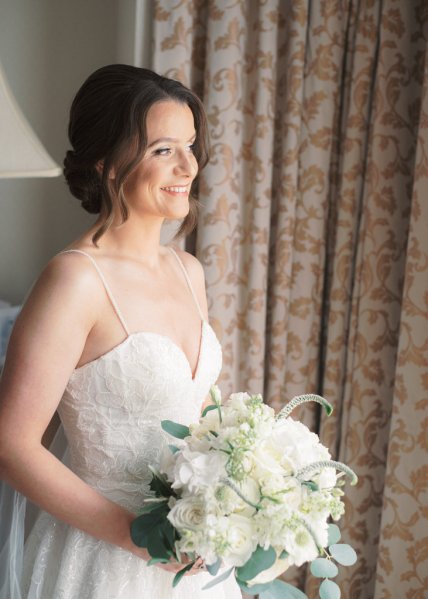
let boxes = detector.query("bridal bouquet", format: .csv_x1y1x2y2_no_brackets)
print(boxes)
131,387,357,599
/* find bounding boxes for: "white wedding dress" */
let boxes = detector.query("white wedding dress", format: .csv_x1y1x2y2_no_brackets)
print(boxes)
19,248,241,599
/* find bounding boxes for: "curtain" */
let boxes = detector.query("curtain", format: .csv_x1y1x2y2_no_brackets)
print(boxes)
152,1,428,597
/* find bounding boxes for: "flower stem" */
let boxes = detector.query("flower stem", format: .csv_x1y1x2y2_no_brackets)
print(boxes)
295,460,358,486
277,394,333,419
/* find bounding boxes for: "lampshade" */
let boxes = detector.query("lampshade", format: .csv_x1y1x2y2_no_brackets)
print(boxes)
0,61,61,178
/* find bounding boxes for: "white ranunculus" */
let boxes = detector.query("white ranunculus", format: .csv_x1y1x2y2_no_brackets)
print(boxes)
222,514,258,567
167,496,206,531
247,555,291,586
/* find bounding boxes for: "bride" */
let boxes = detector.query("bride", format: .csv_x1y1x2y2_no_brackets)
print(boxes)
0,65,241,598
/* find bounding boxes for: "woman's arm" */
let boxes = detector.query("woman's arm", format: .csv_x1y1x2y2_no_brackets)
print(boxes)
0,256,141,553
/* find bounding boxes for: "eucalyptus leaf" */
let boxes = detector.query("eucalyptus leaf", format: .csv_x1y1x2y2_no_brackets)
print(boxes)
202,567,234,590
206,558,222,576
161,420,190,439
327,524,341,546
172,561,195,587
168,444,180,454
130,504,169,548
202,404,218,417
236,578,273,595
259,580,309,598
146,557,170,566
329,544,357,566
147,527,170,560
235,545,276,581
319,579,341,599
310,558,339,578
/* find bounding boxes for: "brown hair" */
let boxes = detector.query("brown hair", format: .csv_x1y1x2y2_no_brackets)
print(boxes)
63,64,209,245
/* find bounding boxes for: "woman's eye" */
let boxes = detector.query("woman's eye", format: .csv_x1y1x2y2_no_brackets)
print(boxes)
154,147,171,156
187,143,196,153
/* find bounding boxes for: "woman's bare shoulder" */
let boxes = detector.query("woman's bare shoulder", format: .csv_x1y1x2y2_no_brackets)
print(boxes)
169,247,205,282
168,247,208,318
20,250,104,329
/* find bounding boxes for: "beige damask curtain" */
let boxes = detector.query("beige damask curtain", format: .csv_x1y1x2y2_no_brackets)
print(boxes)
151,1,428,597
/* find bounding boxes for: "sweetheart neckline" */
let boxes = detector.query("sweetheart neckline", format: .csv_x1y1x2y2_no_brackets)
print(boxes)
71,320,212,382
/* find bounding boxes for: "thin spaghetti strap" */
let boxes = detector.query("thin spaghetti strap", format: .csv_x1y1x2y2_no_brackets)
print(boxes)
167,247,205,321
59,249,130,336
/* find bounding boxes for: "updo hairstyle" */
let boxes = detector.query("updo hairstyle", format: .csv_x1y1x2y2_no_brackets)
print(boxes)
63,64,209,245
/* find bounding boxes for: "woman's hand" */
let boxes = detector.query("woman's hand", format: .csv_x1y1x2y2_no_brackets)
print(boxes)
128,544,205,575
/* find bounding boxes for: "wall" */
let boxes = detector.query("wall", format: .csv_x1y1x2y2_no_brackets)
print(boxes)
0,0,153,305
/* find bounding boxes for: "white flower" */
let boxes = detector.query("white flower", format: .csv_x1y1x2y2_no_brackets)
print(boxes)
284,526,319,567
171,447,228,493
316,467,337,489
222,514,258,567
271,418,330,471
167,496,206,531
252,439,289,478
247,555,291,586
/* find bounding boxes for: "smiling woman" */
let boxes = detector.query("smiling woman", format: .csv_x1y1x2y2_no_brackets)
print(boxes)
0,65,241,599
123,101,198,222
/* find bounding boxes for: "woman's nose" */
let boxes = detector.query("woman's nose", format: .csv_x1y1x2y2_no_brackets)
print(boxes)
174,149,197,177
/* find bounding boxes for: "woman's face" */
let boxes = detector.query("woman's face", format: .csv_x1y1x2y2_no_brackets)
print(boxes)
123,100,199,221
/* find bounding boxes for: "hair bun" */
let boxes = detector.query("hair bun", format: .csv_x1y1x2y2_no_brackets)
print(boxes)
63,150,101,214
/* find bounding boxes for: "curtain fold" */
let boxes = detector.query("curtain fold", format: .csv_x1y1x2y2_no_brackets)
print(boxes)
152,1,428,597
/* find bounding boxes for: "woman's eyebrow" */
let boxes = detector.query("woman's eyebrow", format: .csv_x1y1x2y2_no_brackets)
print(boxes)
147,134,196,149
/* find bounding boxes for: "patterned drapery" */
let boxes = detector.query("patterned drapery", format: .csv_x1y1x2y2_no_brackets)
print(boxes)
151,1,428,597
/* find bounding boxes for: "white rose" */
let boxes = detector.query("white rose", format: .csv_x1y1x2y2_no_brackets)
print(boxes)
252,439,288,479
167,496,206,531
247,555,291,586
222,514,258,567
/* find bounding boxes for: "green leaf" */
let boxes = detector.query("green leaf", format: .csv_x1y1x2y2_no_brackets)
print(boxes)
202,567,234,590
138,499,168,514
168,444,180,454
235,545,276,581
161,420,190,439
202,404,218,417
327,524,341,546
146,557,170,565
319,579,341,599
259,580,309,598
329,544,357,566
206,558,222,576
302,480,319,492
130,504,169,548
148,466,174,498
147,527,170,560
236,579,272,595
172,561,196,587
310,558,339,578
279,550,289,559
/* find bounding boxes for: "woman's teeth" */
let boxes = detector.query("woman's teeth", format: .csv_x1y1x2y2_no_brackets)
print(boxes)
161,186,188,193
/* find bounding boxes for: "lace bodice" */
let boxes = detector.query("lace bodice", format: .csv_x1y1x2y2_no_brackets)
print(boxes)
59,321,221,511
57,248,222,510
